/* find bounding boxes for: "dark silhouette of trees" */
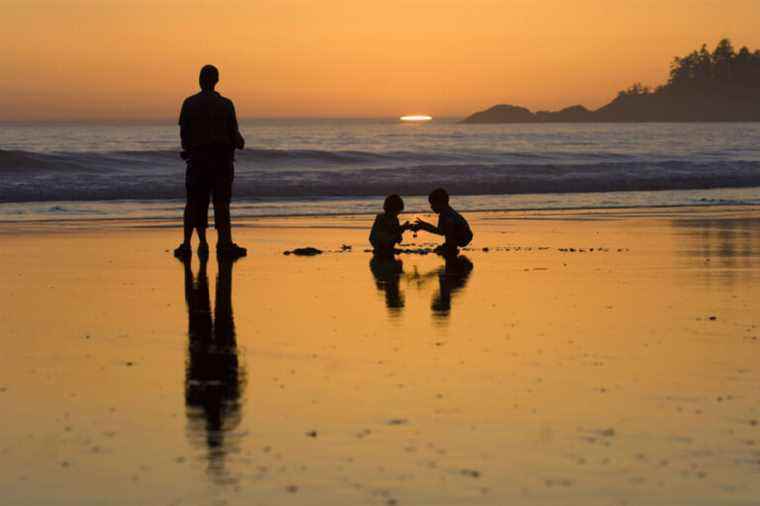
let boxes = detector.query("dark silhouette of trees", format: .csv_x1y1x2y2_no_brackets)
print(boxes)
464,38,760,123
639,38,760,97
617,39,760,98
618,82,651,98
599,38,760,121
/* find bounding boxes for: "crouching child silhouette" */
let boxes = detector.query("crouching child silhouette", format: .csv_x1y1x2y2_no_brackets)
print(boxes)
414,188,473,255
369,194,414,255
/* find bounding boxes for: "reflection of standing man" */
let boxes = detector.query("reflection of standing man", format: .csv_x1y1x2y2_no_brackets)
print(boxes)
174,64,247,259
181,255,245,479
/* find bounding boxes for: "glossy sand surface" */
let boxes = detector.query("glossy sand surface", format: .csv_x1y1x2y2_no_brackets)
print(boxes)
1,207,759,505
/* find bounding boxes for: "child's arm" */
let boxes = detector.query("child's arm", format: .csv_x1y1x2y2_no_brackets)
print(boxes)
414,218,441,235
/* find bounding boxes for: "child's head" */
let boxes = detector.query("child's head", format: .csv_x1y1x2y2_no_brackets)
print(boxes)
428,188,449,213
383,194,404,216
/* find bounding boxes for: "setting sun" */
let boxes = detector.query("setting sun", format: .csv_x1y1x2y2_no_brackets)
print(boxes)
400,115,432,122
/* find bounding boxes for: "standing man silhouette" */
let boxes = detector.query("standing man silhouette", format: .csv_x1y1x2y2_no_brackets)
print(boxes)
175,64,247,259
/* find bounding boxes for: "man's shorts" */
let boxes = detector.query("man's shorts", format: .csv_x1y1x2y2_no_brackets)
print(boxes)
185,147,234,228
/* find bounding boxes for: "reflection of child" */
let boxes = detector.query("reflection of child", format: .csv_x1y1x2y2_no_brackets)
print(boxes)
369,195,414,254
414,188,473,254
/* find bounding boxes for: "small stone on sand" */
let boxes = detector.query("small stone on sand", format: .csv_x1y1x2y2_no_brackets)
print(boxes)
285,247,323,256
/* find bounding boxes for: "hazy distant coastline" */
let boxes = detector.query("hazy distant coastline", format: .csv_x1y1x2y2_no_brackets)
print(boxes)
464,39,760,123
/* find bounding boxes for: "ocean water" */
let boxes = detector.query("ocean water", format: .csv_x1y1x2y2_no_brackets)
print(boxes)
1,118,759,222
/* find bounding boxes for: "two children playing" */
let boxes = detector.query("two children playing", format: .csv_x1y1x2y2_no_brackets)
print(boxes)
369,188,473,256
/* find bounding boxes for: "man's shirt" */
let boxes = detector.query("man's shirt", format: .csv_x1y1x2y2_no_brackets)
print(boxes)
179,90,241,152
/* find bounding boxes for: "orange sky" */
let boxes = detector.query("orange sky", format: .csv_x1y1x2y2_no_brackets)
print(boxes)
2,0,759,120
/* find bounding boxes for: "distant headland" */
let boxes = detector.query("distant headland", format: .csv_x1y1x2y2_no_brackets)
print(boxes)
463,39,760,123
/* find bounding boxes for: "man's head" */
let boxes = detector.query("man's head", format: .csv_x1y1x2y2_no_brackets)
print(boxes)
428,188,449,213
199,65,219,91
383,194,404,216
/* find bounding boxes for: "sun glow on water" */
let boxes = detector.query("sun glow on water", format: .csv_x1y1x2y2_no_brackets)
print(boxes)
400,115,432,122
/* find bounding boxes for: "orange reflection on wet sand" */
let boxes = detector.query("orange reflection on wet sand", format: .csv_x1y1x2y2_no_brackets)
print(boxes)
0,207,759,504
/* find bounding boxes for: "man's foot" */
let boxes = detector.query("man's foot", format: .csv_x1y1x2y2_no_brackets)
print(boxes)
197,241,209,260
174,243,191,258
217,242,247,258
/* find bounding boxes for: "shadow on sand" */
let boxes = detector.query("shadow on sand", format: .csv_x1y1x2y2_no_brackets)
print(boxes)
370,255,405,315
370,253,474,320
430,255,474,319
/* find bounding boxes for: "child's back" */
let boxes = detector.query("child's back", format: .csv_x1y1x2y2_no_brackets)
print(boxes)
369,212,403,252
438,206,473,248
369,194,410,254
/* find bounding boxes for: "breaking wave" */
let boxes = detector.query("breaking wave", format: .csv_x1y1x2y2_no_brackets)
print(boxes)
1,148,760,202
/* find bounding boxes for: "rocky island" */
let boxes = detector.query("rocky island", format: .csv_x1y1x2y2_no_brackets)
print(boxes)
463,39,760,123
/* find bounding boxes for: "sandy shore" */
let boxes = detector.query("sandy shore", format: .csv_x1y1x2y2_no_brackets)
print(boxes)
1,206,759,505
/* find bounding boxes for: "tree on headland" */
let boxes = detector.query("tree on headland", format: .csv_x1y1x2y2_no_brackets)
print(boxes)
617,39,760,97
658,38,760,95
618,82,651,98
463,38,760,123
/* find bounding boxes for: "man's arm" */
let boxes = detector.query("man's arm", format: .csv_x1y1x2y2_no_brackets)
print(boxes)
229,101,245,150
178,99,190,152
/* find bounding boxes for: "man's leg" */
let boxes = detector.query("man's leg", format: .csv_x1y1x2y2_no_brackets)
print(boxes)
212,178,233,246
182,202,193,245
195,185,210,251
175,164,196,257
192,185,211,251
196,225,208,245
213,160,246,256
194,194,210,256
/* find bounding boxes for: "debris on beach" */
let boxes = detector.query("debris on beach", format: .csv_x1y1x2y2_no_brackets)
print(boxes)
284,247,323,256
281,243,632,257
305,430,318,438
460,468,481,478
394,248,433,255
386,418,409,426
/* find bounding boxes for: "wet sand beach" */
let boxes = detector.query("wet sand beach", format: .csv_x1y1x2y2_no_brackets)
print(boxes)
1,206,759,505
